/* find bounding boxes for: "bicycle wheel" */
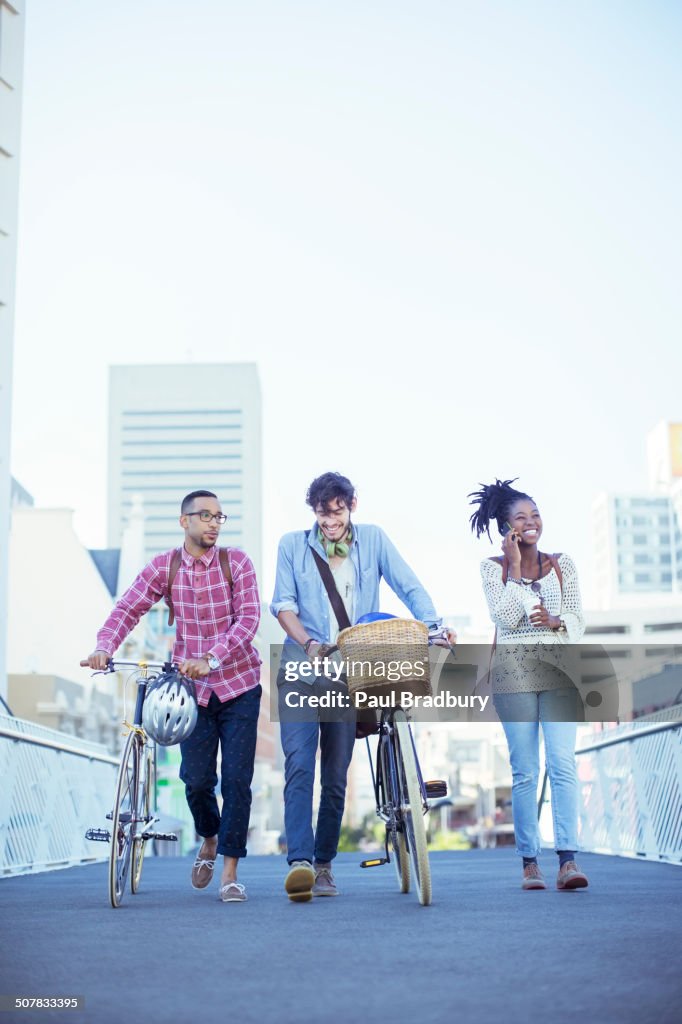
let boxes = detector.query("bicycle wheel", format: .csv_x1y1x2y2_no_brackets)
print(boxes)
131,746,152,894
380,737,410,893
108,731,139,908
390,828,410,894
393,711,431,906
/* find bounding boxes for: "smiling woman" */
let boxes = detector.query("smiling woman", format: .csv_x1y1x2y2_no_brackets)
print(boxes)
468,478,589,893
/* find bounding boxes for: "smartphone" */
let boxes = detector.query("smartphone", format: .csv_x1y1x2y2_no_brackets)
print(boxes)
501,521,515,537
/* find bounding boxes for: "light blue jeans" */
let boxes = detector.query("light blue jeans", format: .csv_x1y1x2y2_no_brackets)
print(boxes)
494,689,579,857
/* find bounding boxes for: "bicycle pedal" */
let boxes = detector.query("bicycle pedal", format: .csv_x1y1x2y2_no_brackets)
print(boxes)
85,828,111,843
425,780,448,798
140,831,178,842
360,857,388,868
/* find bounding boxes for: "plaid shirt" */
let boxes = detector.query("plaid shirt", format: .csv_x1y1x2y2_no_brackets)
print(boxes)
96,545,261,705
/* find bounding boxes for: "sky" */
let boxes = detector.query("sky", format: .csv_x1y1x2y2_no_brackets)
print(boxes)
10,0,682,626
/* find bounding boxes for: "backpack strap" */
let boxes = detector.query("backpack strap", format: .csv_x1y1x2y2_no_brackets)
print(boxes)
165,546,233,627
165,548,183,627
219,547,233,588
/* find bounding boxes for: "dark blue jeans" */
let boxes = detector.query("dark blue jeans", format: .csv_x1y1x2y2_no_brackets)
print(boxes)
278,671,356,864
179,685,261,859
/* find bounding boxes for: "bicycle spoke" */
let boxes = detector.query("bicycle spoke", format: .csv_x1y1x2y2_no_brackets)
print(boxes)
131,748,152,894
380,736,410,893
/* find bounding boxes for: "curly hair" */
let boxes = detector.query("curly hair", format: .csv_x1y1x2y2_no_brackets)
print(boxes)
468,478,534,540
306,472,355,512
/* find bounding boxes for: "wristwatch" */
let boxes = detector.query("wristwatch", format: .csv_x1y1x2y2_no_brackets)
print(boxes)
555,619,567,634
206,654,220,671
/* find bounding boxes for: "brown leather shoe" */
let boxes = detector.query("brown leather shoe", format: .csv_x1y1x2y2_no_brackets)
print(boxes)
191,843,217,889
312,864,339,897
557,860,589,890
522,863,547,890
218,881,247,902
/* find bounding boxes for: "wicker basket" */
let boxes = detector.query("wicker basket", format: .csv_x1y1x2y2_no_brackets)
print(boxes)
336,618,431,705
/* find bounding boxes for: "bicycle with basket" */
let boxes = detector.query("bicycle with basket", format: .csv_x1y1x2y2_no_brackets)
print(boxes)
335,616,449,906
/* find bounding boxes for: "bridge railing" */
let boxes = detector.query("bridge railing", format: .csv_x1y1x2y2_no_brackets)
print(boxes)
540,708,682,863
0,713,118,876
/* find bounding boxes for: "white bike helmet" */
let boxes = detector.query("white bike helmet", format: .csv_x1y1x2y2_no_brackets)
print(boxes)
142,670,198,746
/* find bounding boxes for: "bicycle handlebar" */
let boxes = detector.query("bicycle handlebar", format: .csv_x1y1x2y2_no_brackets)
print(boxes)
79,658,174,674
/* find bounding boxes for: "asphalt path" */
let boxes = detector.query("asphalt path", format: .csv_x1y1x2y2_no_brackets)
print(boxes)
0,849,680,1024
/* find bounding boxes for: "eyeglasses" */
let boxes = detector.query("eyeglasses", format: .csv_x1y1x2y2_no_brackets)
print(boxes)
186,510,227,524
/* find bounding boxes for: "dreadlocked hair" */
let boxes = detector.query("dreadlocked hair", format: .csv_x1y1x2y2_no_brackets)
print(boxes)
468,478,533,541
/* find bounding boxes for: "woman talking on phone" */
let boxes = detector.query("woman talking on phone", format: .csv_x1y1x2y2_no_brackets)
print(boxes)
469,478,589,892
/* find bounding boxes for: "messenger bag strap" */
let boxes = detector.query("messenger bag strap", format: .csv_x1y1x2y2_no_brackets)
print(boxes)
165,548,183,627
307,537,352,633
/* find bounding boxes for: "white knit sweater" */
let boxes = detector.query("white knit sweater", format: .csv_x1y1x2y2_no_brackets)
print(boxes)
480,554,585,693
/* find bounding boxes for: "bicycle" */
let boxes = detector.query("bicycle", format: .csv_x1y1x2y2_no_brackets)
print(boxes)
80,659,179,908
362,706,447,906
335,618,450,906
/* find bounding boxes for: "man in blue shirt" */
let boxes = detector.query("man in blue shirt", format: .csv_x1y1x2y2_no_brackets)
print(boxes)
270,471,448,902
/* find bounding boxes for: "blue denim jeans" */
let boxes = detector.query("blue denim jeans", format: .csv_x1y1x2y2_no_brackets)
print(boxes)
278,672,356,864
494,689,579,857
179,686,261,859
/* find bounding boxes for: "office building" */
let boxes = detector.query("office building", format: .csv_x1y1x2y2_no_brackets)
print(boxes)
592,492,679,608
592,422,682,609
107,363,262,578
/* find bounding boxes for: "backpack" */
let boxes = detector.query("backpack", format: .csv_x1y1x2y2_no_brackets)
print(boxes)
164,547,233,627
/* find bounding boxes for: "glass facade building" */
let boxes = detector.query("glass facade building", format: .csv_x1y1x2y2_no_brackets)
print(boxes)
593,489,682,608
108,363,262,577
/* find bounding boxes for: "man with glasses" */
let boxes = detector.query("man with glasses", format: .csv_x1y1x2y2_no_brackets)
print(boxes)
84,490,261,904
